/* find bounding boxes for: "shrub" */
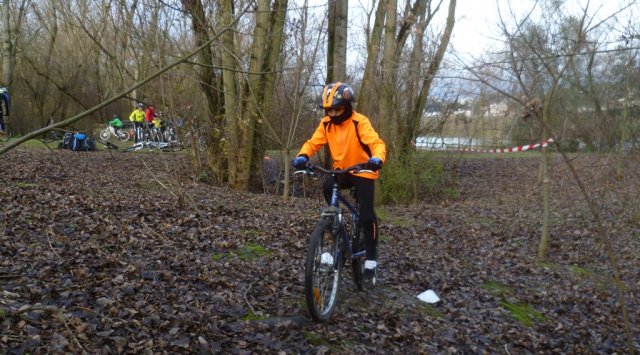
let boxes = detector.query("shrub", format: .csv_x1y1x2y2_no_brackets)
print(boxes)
379,152,452,204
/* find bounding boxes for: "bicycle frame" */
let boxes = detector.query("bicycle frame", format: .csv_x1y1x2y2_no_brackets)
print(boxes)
327,184,365,260
301,163,371,260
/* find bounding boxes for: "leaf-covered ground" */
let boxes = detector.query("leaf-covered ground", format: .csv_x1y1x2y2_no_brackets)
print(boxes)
1,148,639,353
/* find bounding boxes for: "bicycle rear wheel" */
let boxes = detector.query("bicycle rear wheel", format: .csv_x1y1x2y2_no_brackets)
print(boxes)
99,128,111,141
305,217,343,322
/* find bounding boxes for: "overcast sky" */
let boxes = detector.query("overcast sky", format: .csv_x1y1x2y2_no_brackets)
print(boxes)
451,0,638,57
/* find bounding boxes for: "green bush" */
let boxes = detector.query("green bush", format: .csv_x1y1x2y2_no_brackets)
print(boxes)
379,152,451,204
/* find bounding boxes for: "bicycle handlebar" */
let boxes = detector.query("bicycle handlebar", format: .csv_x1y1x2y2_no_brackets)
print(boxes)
294,162,376,176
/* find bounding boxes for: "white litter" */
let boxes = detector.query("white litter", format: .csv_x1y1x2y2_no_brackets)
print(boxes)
417,289,440,304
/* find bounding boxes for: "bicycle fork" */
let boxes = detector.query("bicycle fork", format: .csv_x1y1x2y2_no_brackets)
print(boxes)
319,206,346,270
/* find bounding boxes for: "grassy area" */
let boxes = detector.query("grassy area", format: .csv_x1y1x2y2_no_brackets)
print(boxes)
0,137,60,149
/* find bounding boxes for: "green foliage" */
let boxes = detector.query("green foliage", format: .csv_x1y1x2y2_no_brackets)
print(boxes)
379,152,452,204
569,265,592,277
416,303,445,319
211,242,271,261
500,301,547,327
376,208,417,227
241,310,268,321
237,242,271,260
481,281,514,298
303,331,332,347
197,170,210,183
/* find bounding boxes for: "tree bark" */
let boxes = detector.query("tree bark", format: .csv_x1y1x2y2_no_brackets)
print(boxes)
357,0,386,117
184,0,226,181
327,0,348,82
1,0,11,86
402,0,456,159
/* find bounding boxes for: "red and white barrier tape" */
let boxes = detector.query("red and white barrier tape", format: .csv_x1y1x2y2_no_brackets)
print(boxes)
460,138,555,153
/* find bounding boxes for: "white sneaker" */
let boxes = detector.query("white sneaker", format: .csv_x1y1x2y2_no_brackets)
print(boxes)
363,260,378,288
320,252,334,266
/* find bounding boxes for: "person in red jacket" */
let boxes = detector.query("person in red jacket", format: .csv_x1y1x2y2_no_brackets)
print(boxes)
293,82,386,287
144,105,157,131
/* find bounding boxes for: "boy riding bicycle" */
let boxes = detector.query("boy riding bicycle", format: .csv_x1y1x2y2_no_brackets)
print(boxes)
293,82,386,287
109,114,123,133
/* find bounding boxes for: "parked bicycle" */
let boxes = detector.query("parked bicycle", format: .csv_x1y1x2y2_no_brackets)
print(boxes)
99,125,130,141
167,119,207,152
296,162,373,322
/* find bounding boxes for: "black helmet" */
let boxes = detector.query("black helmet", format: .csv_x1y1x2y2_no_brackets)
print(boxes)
319,82,354,109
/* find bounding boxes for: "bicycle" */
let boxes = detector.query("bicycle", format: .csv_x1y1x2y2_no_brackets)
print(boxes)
163,124,178,143
181,129,206,152
296,162,373,322
99,125,130,141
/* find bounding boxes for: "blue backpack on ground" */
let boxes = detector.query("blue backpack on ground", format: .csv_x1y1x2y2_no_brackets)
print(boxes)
58,132,97,151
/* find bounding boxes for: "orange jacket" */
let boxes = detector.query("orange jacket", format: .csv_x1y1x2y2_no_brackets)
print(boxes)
297,111,386,180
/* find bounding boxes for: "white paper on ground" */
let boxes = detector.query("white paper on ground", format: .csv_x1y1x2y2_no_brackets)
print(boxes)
417,289,441,303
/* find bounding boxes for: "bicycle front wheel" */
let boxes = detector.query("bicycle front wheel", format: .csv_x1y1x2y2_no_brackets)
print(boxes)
305,217,343,322
118,130,130,141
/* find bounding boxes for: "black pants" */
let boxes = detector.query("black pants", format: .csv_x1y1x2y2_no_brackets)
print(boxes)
323,174,378,261
133,122,143,143
0,113,5,131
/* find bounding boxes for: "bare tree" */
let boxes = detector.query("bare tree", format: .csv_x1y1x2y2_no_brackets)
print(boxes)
462,2,635,350
326,0,347,82
218,0,289,190
277,0,325,199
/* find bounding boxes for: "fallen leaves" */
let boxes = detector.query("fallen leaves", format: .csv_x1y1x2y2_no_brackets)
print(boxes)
0,149,638,353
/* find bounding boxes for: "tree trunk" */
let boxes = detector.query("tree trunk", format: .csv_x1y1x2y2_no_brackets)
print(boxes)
219,0,240,185
402,0,456,160
230,0,269,190
327,0,348,82
357,0,386,118
228,0,288,191
538,102,551,258
378,0,397,147
1,0,12,86
250,0,288,190
185,0,226,181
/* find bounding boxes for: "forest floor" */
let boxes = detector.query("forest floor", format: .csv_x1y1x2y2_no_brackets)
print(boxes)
1,146,639,354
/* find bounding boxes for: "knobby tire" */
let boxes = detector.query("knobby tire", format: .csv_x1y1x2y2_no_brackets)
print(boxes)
305,217,343,322
99,129,111,141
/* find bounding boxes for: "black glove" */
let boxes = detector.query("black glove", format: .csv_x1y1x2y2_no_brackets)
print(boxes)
292,155,309,170
367,157,383,171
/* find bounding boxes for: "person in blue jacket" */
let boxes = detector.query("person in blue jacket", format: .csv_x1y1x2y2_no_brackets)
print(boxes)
0,87,10,134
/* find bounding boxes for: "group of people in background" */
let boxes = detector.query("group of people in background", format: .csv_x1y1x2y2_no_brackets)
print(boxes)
108,102,163,144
